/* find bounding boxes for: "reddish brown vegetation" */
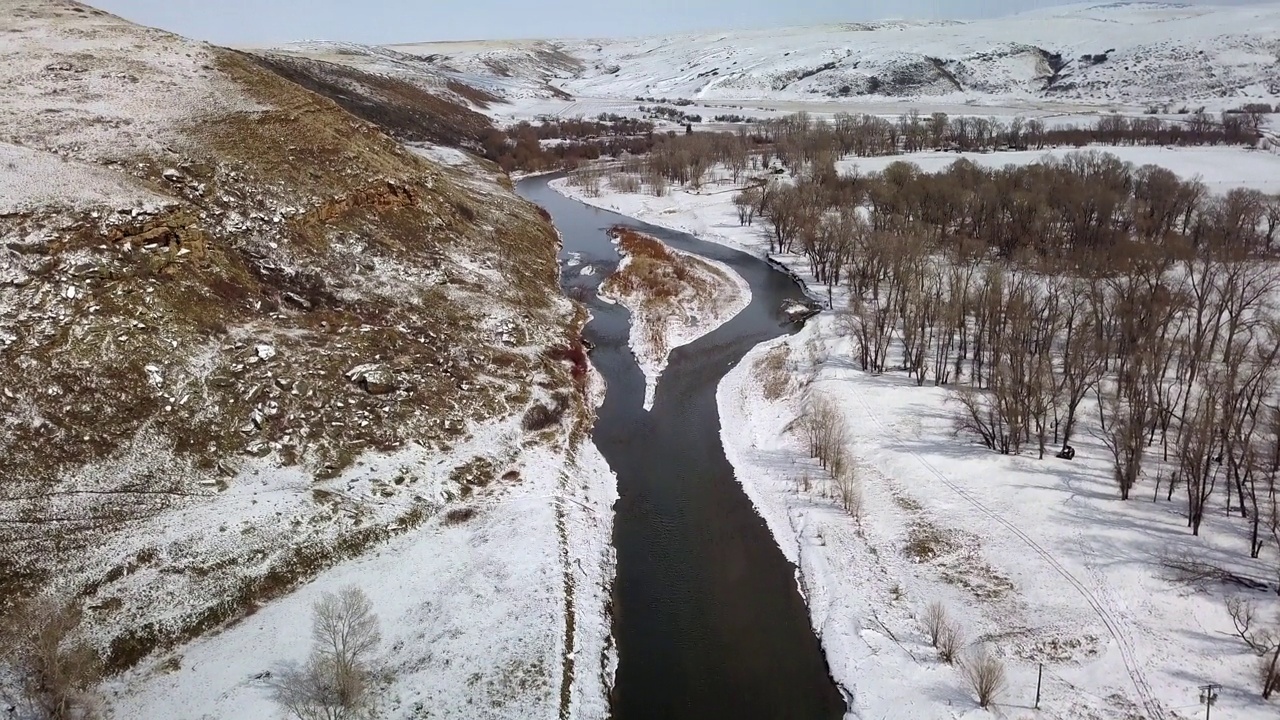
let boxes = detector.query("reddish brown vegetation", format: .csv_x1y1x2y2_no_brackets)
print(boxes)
604,227,703,302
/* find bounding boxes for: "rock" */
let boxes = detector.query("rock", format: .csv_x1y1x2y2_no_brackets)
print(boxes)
255,344,276,362
162,168,184,183
345,363,397,395
144,364,164,388
780,299,822,323
245,440,271,457
282,292,312,310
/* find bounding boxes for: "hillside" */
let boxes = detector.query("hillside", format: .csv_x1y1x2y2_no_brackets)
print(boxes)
0,1,614,715
374,2,1280,108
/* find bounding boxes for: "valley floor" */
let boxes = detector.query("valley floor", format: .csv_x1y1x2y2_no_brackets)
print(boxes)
553,165,1280,719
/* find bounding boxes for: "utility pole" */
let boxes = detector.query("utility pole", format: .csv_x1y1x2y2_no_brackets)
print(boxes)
1199,683,1220,720
1034,663,1043,709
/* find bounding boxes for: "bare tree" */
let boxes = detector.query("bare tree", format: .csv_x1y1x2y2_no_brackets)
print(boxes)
734,187,761,226
0,599,101,720
271,586,382,720
960,645,1008,709
834,462,863,522
937,620,964,665
1227,596,1280,698
798,396,847,474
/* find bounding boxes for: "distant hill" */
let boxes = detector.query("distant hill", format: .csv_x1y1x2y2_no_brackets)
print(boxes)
310,2,1280,107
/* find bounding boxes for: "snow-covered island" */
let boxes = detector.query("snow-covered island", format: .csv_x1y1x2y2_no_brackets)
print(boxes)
587,221,750,410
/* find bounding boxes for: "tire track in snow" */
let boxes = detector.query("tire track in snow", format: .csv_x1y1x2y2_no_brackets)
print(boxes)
846,383,1165,720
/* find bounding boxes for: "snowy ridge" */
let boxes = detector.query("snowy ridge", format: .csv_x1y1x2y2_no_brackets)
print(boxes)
382,2,1280,107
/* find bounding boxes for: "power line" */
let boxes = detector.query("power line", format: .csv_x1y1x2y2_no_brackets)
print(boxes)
1199,683,1220,720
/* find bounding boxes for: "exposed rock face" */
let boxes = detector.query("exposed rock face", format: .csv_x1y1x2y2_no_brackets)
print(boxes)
0,0,585,672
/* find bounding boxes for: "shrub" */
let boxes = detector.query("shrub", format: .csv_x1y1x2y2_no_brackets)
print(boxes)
0,599,102,720
834,463,863,521
610,172,641,193
937,621,964,665
922,601,949,647
521,403,561,432
960,645,1008,708
443,507,477,525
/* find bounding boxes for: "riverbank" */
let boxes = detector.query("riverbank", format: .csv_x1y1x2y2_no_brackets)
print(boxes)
103,155,619,720
552,174,1279,719
538,175,847,718
598,227,750,411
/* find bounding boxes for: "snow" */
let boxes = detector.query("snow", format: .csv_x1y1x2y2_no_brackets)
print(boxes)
555,157,1280,718
565,194,751,411
0,141,168,214
105,412,618,720
407,143,474,168
838,145,1280,194
0,0,259,209
386,2,1280,110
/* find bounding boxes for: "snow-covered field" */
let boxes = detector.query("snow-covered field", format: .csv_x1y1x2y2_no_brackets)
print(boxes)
570,200,751,410
552,155,1280,718
837,145,1280,194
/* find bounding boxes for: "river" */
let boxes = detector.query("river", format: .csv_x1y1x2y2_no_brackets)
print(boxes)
517,176,846,720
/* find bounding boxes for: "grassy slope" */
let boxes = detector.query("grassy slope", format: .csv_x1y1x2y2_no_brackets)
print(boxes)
0,0,587,672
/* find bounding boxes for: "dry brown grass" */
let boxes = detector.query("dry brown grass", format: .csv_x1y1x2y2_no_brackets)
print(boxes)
753,345,792,400
0,38,583,673
602,227,727,310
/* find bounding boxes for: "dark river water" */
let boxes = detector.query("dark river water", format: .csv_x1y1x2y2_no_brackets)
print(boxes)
517,176,846,720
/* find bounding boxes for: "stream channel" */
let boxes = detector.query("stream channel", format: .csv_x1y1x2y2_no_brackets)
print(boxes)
518,175,847,719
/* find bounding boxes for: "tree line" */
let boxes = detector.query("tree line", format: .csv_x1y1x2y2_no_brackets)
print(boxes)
729,151,1280,546
586,127,1280,576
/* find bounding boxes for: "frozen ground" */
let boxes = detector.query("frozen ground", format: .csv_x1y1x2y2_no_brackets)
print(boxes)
554,160,1280,718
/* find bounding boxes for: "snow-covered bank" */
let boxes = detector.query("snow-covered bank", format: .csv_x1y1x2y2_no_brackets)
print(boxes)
550,181,751,411
556,170,1280,719
104,409,617,720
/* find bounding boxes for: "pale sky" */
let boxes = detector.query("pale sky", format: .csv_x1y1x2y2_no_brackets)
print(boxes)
89,0,1267,45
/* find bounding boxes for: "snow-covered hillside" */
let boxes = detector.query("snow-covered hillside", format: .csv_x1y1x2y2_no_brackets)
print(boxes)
1,1,616,717
382,2,1280,109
